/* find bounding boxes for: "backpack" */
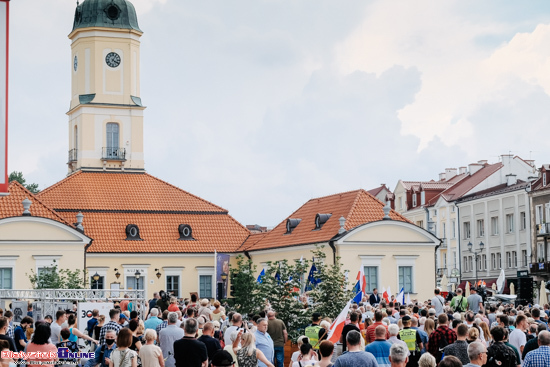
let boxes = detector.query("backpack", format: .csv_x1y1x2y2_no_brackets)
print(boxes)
453,296,465,313
486,342,516,367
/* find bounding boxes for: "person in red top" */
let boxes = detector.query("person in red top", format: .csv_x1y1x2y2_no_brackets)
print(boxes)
120,294,131,311
366,311,389,344
427,314,457,363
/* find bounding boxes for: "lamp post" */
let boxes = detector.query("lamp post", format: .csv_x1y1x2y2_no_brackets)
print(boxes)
468,241,485,284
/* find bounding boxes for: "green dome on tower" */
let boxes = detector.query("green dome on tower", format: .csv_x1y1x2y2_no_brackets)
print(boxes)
72,0,142,33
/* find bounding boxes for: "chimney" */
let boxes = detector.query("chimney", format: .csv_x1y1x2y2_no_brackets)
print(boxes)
382,201,391,220
22,198,32,216
439,173,446,181
468,163,483,175
478,160,488,165
506,174,517,186
459,166,467,174
76,212,84,232
445,168,457,181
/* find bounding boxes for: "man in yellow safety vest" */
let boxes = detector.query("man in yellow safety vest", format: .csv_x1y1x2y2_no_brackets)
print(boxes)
397,315,423,367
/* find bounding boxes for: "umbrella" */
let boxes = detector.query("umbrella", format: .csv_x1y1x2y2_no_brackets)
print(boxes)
540,282,548,305
465,281,470,297
441,274,449,291
510,282,515,295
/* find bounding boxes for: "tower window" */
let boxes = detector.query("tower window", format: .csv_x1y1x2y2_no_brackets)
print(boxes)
106,123,120,158
104,4,121,21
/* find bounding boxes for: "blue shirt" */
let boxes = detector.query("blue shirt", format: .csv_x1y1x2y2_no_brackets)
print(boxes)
255,330,274,367
524,345,550,367
144,316,163,330
365,340,391,367
87,317,99,336
13,326,26,352
411,327,428,353
84,343,117,367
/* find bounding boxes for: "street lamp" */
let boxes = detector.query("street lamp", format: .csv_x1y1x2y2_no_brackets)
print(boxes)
468,241,485,283
155,268,161,279
92,272,100,282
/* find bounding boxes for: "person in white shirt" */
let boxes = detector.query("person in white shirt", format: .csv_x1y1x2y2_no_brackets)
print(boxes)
431,289,446,317
508,314,527,363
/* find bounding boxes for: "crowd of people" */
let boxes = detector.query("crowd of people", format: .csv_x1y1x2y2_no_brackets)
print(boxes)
0,288,549,367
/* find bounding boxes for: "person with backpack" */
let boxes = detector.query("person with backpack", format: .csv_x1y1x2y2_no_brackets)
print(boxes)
486,326,517,367
450,289,467,314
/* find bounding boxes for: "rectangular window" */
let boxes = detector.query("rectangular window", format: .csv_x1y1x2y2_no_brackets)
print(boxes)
491,217,499,235
522,250,528,267
546,204,550,224
469,256,473,271
416,220,424,228
497,253,502,269
513,251,517,268
506,214,514,233
0,268,12,289
491,254,496,270
199,275,212,298
166,276,179,297
506,252,511,268
482,254,487,270
412,194,417,207
421,191,425,205
399,197,403,210
126,276,143,290
364,266,378,291
442,222,446,239
544,174,547,187
464,256,468,272
477,255,482,271
398,266,413,293
452,220,456,238
520,212,526,230
477,219,484,237
536,205,543,225
91,276,104,290
464,222,471,239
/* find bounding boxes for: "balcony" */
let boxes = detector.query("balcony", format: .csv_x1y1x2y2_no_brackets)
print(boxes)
68,148,78,162
102,147,126,161
537,223,550,236
529,262,550,274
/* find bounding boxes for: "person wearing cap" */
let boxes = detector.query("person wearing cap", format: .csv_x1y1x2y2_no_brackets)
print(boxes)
211,350,235,367
304,313,323,350
466,288,483,315
397,316,422,367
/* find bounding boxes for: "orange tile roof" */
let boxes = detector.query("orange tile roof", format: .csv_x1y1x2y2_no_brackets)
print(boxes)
38,171,249,253
80,212,250,253
0,181,73,226
243,189,410,252
38,171,227,213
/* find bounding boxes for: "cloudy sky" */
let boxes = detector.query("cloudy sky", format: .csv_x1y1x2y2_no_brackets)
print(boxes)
7,0,550,227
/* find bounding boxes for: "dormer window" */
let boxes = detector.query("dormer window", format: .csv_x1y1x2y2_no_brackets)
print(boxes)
178,224,195,240
314,214,332,230
544,172,547,187
412,193,417,207
286,218,301,234
125,224,142,240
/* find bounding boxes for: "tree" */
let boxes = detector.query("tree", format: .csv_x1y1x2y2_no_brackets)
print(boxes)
228,255,262,314
27,261,86,289
8,171,39,193
307,246,355,320
258,258,311,341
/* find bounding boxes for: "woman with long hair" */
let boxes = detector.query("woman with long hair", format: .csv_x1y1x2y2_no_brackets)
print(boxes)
424,319,435,338
67,314,98,345
110,328,138,367
26,323,58,365
233,330,274,367
138,329,164,367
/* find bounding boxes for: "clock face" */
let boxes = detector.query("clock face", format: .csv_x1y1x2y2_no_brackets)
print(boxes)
74,55,78,71
105,52,121,68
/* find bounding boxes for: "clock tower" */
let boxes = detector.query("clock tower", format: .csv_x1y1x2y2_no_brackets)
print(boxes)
67,0,145,173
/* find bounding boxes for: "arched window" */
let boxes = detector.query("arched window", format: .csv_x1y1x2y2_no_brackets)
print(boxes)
106,123,119,157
